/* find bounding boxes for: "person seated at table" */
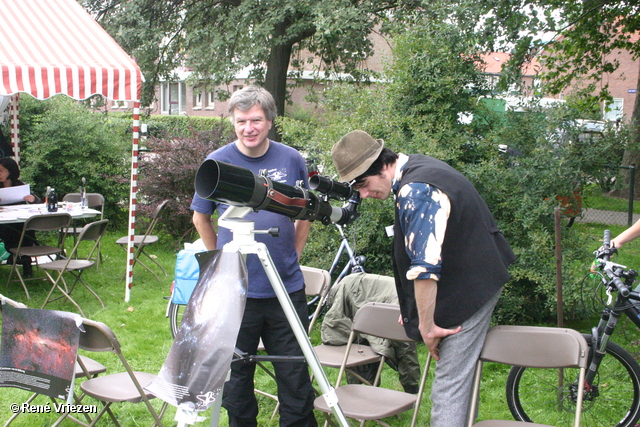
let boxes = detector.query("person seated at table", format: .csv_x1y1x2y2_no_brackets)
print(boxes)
0,158,42,278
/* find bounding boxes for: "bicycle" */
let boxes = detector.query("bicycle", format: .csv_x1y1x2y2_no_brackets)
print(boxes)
504,229,640,426
305,221,365,320
304,178,365,320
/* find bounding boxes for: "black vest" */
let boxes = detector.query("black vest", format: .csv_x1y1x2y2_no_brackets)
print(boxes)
393,155,515,340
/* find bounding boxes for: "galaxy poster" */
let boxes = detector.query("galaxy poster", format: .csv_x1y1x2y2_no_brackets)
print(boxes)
0,305,81,401
146,249,248,413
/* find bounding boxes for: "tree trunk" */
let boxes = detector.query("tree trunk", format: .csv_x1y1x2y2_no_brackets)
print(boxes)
264,21,293,141
621,62,640,199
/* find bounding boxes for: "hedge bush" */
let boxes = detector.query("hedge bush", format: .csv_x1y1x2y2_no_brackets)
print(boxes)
16,95,132,225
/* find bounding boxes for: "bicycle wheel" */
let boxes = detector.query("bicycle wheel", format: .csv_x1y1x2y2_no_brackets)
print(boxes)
168,302,187,338
506,334,640,427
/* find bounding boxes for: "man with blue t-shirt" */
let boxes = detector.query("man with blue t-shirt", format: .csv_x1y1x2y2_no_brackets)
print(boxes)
191,86,316,427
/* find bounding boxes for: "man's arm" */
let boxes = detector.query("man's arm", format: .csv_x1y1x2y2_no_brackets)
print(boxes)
414,278,461,361
397,183,460,360
192,211,217,250
294,219,311,261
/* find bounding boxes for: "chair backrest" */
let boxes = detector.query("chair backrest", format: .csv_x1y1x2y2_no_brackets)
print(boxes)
85,193,105,214
151,199,169,222
78,219,109,244
63,193,105,215
24,213,72,232
79,317,121,354
302,265,331,298
480,325,588,368
140,199,169,237
467,325,588,427
63,193,81,203
74,219,109,260
302,265,331,333
352,302,412,342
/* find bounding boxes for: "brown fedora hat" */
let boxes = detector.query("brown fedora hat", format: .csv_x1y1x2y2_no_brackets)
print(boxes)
331,130,384,182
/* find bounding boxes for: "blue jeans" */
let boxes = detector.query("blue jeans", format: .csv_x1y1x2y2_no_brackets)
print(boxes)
223,289,317,427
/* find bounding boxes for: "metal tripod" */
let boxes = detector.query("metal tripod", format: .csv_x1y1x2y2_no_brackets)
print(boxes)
213,206,349,426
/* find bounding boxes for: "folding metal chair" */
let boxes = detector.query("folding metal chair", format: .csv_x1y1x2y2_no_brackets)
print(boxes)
77,317,168,427
314,302,432,427
467,325,588,427
62,193,105,265
6,213,72,299
40,219,109,316
313,273,417,389
116,199,169,281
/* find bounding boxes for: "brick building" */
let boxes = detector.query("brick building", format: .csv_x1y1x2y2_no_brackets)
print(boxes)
103,33,638,124
540,32,640,124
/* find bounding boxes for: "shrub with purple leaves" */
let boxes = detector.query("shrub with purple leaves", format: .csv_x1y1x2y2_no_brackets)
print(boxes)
137,119,234,244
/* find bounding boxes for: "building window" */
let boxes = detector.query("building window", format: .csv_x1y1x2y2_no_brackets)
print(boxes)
161,82,187,115
206,91,215,110
112,100,128,109
603,98,623,122
193,89,203,110
232,85,244,93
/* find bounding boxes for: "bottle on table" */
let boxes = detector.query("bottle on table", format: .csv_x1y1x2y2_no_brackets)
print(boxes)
47,188,58,212
80,177,86,209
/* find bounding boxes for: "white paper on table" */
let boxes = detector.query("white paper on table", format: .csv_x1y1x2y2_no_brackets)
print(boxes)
0,184,30,205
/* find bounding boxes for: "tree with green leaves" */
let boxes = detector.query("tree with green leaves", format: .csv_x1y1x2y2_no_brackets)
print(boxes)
81,0,410,119
488,0,640,193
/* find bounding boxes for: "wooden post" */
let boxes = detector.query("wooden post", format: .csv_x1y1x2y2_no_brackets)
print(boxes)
554,207,563,328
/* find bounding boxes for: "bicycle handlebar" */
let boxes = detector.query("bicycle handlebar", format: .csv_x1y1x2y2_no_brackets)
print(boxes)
603,229,611,250
594,230,634,298
605,266,632,297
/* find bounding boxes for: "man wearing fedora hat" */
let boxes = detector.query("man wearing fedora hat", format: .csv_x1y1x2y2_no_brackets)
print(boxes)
331,130,515,427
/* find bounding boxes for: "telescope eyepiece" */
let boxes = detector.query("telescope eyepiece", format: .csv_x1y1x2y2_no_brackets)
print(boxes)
309,174,354,201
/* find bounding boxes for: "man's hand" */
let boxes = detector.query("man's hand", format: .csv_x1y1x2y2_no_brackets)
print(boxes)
420,324,461,361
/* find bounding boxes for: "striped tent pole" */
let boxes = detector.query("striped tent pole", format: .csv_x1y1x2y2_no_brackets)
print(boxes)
9,94,19,163
125,103,140,302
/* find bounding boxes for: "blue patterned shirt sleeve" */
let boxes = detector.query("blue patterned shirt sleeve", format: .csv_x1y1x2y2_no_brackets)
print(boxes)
396,182,451,281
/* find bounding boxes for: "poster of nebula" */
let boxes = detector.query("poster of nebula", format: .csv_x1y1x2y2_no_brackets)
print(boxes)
0,305,81,401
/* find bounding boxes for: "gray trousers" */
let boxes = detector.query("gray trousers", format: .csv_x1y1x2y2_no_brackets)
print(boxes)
429,289,502,427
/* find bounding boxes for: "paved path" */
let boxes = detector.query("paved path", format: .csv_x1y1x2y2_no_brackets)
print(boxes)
576,208,640,226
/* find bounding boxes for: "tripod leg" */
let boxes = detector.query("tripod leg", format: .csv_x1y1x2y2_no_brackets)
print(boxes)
252,243,349,427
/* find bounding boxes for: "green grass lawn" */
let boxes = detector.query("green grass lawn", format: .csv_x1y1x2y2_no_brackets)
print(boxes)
0,227,511,426
582,183,640,214
2,219,640,426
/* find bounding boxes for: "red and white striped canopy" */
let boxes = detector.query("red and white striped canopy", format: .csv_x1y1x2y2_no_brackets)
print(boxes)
0,0,142,101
